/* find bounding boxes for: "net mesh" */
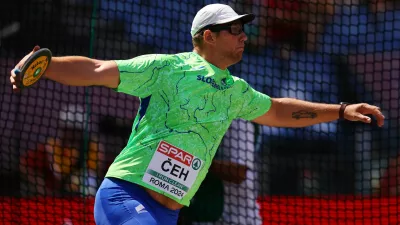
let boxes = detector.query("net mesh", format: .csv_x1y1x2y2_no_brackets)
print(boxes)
1,0,399,224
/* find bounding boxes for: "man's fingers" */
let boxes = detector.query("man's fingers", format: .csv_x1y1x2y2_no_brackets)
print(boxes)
367,105,385,127
357,114,371,124
10,68,22,92
9,46,40,93
360,104,385,127
10,68,20,81
12,84,20,92
10,74,15,84
374,111,385,127
32,45,40,53
10,69,17,82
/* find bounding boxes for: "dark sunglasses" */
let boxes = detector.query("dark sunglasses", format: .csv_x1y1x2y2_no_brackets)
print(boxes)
198,23,245,36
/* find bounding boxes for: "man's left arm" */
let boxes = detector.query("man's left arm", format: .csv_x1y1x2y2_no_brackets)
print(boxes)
252,98,385,128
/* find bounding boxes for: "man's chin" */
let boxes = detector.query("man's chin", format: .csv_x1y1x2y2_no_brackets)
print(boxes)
234,54,243,63
226,53,244,66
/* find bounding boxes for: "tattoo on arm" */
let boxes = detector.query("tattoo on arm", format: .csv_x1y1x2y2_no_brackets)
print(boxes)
292,110,317,120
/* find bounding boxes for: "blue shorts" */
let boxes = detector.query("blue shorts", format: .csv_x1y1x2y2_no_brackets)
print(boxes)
94,177,180,225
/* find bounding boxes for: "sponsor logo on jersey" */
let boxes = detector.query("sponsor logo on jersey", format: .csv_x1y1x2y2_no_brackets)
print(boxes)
157,141,193,166
196,75,231,90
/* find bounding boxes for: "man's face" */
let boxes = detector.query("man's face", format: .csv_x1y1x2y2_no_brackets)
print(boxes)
212,22,248,65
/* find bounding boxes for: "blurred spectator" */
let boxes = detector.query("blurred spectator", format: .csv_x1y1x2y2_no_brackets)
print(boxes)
19,125,106,197
19,127,81,196
216,119,262,225
67,134,106,196
193,119,262,225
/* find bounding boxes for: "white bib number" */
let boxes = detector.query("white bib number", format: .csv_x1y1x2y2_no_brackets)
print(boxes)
142,141,203,199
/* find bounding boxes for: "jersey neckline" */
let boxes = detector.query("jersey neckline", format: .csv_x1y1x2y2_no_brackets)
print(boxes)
191,52,231,77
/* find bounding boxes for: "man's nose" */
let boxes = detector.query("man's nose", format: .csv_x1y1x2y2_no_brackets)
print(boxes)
240,32,248,42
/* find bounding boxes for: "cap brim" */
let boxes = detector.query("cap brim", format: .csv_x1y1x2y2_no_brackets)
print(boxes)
213,14,255,25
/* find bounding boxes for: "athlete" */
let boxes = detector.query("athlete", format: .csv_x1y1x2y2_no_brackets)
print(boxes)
10,3,385,225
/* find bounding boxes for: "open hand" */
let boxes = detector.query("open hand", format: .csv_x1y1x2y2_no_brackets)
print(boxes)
344,103,385,127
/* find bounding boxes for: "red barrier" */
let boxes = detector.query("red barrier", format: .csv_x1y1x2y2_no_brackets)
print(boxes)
258,196,400,225
0,197,95,225
1,196,400,225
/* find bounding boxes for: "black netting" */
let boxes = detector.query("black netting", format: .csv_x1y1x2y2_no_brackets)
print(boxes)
1,0,399,225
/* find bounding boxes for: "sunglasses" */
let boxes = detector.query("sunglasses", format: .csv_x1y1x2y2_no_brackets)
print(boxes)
198,23,245,36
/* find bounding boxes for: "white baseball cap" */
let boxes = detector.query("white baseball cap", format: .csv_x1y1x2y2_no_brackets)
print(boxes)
191,4,255,37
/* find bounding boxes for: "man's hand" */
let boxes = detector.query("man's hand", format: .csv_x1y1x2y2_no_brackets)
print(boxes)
10,45,41,92
344,103,385,127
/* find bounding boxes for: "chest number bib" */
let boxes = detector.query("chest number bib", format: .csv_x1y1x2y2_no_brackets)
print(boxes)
142,141,203,199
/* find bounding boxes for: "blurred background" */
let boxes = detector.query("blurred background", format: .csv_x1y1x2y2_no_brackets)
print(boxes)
0,0,399,224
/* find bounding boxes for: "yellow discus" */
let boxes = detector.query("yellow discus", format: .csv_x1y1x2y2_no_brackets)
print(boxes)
15,48,52,88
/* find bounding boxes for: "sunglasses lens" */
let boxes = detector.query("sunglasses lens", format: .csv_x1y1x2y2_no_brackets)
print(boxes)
205,23,244,35
230,24,244,35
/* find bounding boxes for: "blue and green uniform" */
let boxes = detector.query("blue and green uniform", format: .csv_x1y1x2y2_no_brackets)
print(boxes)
95,52,271,225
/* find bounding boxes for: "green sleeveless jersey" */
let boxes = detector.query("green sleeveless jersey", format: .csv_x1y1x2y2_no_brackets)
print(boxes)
106,52,271,206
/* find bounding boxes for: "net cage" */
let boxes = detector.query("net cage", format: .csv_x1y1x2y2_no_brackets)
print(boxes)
0,0,399,224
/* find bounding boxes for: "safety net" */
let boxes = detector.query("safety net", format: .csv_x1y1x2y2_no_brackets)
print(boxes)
0,0,399,224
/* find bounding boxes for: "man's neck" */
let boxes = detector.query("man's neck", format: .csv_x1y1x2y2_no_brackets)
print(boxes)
193,48,229,70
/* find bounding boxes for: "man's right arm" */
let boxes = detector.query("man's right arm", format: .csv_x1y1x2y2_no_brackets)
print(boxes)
45,56,120,88
10,46,120,91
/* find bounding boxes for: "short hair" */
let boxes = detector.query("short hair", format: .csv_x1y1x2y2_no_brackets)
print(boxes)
191,29,220,48
192,33,204,48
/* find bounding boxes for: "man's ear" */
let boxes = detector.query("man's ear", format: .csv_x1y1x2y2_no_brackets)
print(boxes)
203,30,216,44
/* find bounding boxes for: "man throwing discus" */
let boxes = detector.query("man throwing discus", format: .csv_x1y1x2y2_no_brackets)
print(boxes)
10,4,385,225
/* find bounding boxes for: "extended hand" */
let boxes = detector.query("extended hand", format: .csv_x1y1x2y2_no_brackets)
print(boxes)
344,103,385,127
9,45,41,92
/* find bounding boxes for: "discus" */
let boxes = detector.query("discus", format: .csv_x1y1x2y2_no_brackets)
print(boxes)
14,48,52,88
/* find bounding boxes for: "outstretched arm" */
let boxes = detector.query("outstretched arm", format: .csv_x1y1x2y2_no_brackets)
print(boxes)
252,98,385,128
44,56,119,88
10,46,120,90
